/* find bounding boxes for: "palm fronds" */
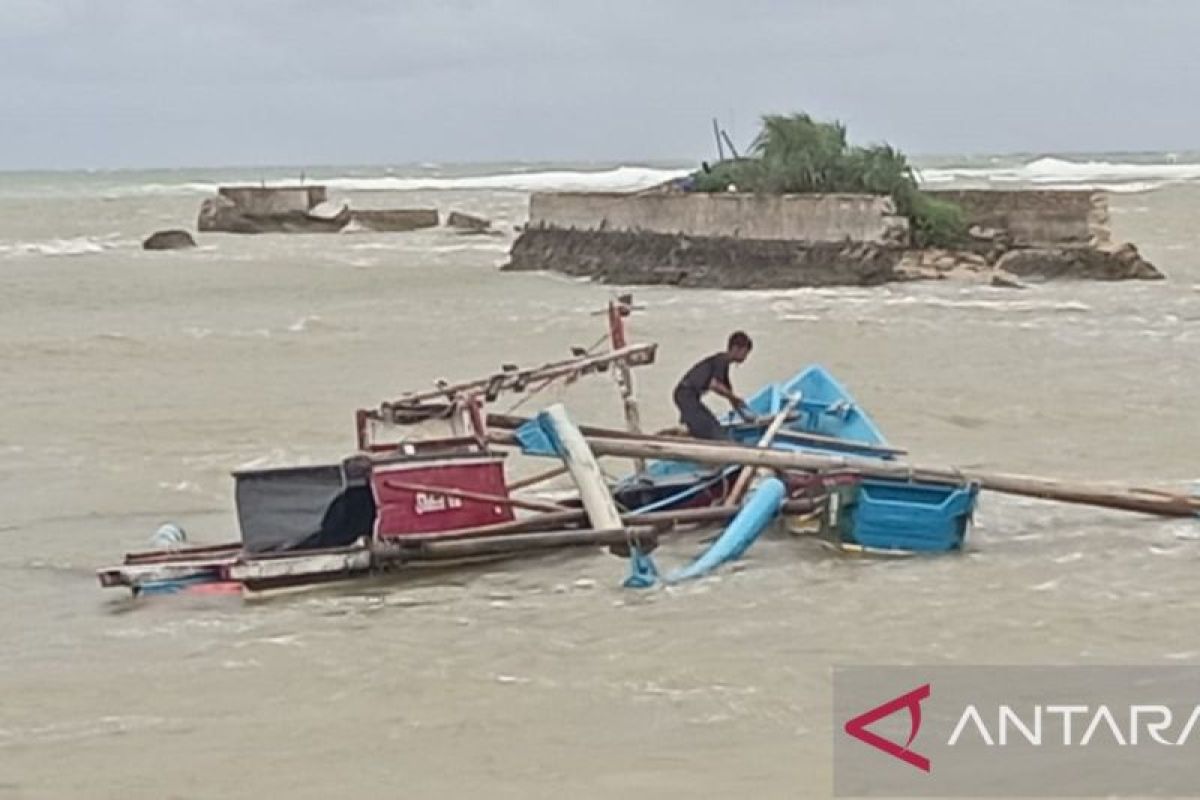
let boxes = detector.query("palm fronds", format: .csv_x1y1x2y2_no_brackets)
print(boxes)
692,114,966,247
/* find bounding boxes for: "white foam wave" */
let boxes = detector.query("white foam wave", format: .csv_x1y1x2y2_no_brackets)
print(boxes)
431,242,510,254
56,157,1200,198
882,296,1092,314
99,166,686,198
157,480,202,494
324,165,687,193
921,156,1200,191
111,181,219,198
0,716,173,747
0,234,128,257
287,315,324,332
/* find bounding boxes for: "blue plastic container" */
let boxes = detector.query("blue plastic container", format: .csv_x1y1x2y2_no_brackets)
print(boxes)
843,478,979,552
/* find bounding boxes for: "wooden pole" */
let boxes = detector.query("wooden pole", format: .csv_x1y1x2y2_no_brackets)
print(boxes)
398,498,823,543
507,464,571,492
480,411,906,458
723,393,801,507
383,343,657,410
608,299,646,473
490,430,1200,519
721,129,741,160
712,117,726,161
380,478,569,514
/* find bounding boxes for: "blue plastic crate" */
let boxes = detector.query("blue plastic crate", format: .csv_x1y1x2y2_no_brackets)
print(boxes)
846,478,979,552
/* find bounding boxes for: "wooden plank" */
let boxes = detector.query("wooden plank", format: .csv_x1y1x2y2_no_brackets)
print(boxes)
490,429,1200,519
607,299,645,473
97,559,235,588
228,548,372,582
405,527,654,561
123,542,241,565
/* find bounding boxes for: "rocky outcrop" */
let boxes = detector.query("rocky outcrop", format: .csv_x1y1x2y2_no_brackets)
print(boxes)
198,194,350,233
143,229,196,250
990,270,1028,290
503,228,902,289
895,241,1161,285
895,248,990,280
994,243,1162,281
446,211,493,234
198,195,256,233
507,228,1162,290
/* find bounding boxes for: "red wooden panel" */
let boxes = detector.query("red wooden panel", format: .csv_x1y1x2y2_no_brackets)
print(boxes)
371,457,514,538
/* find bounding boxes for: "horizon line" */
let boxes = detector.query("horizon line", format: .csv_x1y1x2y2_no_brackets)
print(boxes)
2,148,1199,176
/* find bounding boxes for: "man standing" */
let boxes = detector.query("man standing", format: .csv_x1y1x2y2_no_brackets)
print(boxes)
672,331,754,440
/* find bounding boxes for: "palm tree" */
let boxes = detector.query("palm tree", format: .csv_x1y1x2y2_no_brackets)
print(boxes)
692,114,966,246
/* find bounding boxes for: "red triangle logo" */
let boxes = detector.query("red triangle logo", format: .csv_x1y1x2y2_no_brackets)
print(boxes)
843,683,931,772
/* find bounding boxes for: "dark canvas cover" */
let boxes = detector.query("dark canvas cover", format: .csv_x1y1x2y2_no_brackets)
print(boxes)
234,461,373,553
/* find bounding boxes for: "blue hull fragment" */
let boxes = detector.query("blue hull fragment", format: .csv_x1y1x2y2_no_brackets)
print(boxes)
625,477,786,588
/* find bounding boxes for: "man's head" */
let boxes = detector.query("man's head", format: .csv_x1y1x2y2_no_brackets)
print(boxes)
726,330,753,363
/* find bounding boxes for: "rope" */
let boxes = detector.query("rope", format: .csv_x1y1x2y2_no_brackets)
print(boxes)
624,467,739,516
501,332,611,415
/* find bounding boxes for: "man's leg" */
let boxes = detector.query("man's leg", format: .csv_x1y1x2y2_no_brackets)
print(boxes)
675,389,724,440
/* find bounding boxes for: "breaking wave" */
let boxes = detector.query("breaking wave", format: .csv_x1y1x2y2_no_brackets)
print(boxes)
81,166,688,198
920,156,1200,192
0,235,131,257
882,296,1093,314
10,156,1200,199
320,165,688,193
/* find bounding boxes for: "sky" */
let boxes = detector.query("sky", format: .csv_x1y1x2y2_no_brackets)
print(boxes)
2,0,1199,170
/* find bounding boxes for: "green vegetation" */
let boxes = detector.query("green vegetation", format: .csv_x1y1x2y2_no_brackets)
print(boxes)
692,114,967,247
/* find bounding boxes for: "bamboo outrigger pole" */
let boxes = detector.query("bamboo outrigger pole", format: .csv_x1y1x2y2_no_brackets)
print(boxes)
381,498,824,545
488,430,1200,520
382,343,657,410
538,404,624,532
723,393,802,507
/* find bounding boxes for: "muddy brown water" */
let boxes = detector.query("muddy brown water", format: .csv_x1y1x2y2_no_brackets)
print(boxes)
1,170,1198,798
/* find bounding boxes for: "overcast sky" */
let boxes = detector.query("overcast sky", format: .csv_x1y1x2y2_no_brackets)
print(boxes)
3,0,1198,170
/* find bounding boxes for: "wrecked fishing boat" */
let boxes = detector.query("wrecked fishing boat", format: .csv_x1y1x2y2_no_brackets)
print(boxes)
97,295,1198,600
98,297,929,598
97,330,669,596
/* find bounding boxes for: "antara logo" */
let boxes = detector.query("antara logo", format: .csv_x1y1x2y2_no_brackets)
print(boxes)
844,684,932,772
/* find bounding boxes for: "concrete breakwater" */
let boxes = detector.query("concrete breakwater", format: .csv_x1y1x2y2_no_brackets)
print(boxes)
507,228,901,289
503,189,1162,288
197,185,458,234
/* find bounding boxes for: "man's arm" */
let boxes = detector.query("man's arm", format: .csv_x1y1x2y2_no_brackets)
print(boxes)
708,378,752,419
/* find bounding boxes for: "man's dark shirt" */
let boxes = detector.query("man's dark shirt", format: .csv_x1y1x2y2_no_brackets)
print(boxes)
677,352,732,396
